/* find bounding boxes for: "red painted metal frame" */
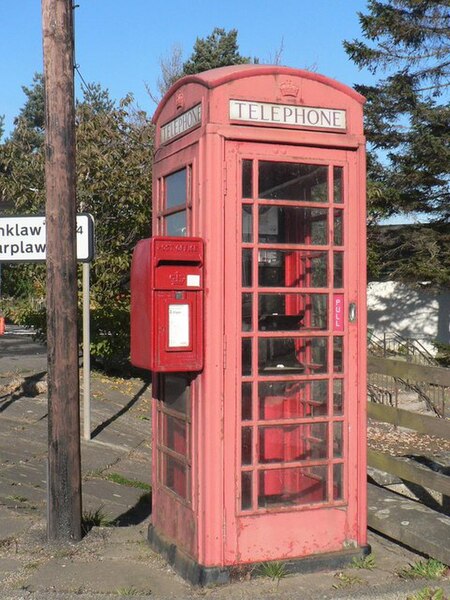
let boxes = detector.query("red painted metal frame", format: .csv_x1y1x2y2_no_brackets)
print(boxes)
223,142,365,562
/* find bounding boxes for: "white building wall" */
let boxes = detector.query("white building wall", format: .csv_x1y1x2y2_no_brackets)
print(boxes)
367,281,450,352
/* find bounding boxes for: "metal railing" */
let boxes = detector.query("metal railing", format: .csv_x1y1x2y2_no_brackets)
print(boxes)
368,330,439,366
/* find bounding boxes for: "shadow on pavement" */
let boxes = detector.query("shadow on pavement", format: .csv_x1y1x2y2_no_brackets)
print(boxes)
0,370,47,412
113,491,152,527
91,380,151,439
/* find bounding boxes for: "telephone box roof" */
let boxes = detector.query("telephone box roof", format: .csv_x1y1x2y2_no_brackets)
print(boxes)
153,64,365,124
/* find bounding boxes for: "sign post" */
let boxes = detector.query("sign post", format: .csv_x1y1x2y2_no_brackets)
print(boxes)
0,214,95,440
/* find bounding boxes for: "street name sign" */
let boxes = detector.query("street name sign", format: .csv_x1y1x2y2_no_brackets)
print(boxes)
0,214,95,262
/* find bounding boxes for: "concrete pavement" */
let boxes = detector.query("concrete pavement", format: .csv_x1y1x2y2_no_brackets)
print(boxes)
0,327,449,599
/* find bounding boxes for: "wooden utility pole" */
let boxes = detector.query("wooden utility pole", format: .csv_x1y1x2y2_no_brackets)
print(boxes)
42,0,82,541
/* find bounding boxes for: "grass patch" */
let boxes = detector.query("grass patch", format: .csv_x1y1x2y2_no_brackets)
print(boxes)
407,587,446,600
82,505,112,535
351,553,376,570
258,560,287,583
399,559,448,580
116,586,147,596
104,472,151,492
6,494,28,503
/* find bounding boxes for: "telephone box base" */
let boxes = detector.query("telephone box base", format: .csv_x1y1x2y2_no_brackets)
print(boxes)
148,524,371,586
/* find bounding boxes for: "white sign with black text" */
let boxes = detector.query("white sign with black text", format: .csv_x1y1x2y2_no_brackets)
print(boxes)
160,104,202,144
229,100,347,131
0,214,95,262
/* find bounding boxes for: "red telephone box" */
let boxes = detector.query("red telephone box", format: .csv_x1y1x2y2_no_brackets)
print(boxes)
131,65,368,583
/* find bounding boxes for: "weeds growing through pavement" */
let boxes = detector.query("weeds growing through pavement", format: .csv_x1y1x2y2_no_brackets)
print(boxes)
398,559,448,581
351,553,376,570
258,560,287,586
104,472,151,491
81,505,112,535
116,586,148,596
407,587,447,600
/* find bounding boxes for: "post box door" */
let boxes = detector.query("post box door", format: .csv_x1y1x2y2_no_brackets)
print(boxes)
223,141,366,562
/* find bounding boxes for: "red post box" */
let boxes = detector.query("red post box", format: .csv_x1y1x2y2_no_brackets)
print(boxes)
131,65,368,584
131,236,203,372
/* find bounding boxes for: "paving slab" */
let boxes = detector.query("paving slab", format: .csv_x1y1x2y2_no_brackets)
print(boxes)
0,430,47,462
24,558,189,598
80,440,127,474
103,455,151,484
82,479,148,522
0,506,36,540
0,558,23,582
0,479,46,508
0,463,47,488
89,424,147,450
0,395,48,423
368,482,450,565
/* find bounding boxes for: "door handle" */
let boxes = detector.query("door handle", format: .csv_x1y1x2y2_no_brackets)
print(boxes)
349,303,357,322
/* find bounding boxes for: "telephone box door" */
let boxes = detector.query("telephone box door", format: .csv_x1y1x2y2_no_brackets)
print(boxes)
223,142,366,562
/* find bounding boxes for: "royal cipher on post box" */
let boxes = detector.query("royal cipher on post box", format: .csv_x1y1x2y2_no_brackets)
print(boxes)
130,65,368,584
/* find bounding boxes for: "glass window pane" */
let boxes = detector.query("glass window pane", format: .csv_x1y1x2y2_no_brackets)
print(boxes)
162,375,190,414
242,206,253,242
242,160,253,198
164,414,187,456
259,423,328,464
242,382,252,421
242,249,252,287
334,167,343,203
333,463,343,500
242,427,252,465
258,465,327,507
334,422,343,458
242,293,252,331
166,169,187,209
259,380,328,419
259,161,328,202
333,379,343,415
334,252,343,288
334,209,343,245
333,464,344,500
164,456,187,499
241,471,252,510
242,338,252,376
258,207,328,245
258,337,328,375
334,337,343,373
165,211,187,236
258,250,328,288
258,293,327,331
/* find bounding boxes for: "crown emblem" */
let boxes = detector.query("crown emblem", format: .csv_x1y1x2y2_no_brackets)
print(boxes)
175,92,185,110
280,80,299,100
169,271,185,286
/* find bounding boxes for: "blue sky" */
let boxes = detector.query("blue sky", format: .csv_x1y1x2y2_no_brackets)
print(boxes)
1,1,375,137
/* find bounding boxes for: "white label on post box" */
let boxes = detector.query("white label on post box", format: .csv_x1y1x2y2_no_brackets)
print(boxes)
168,304,190,348
187,274,200,287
